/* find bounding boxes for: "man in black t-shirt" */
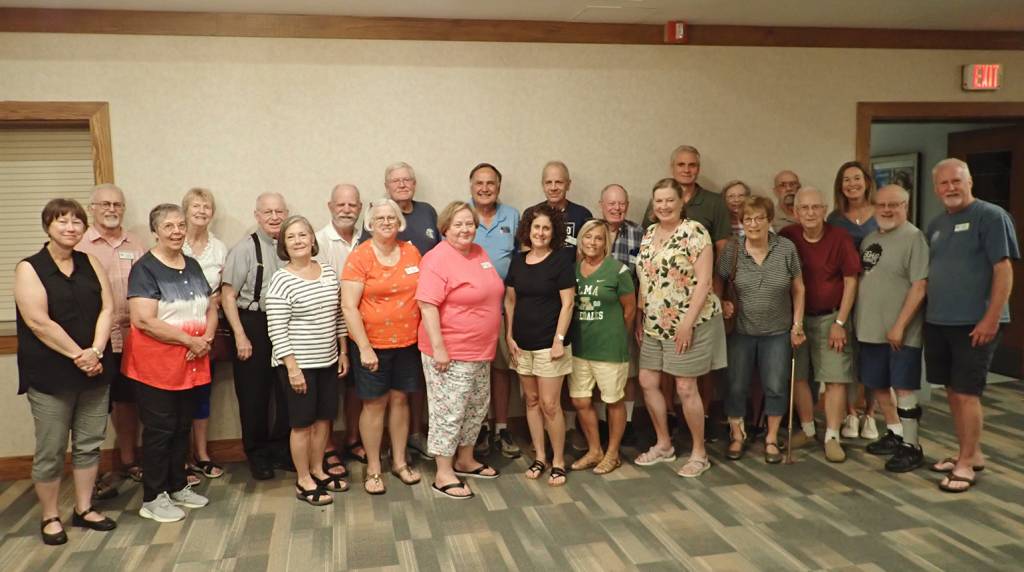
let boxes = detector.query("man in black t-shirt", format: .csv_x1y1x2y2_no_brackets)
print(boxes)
524,161,593,250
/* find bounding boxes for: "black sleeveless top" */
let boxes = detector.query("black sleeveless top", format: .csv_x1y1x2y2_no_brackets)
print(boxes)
16,245,113,395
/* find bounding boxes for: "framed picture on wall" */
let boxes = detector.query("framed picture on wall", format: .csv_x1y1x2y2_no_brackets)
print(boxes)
871,152,920,225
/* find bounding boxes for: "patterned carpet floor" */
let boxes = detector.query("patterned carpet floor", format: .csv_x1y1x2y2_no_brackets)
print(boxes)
1,383,1022,571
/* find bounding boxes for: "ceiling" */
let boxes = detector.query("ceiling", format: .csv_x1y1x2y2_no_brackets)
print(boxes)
7,0,1024,31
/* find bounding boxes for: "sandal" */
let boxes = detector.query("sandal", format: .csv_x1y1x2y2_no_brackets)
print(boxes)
313,473,349,493
593,454,622,475
571,450,604,471
123,464,143,483
677,456,712,478
345,440,368,464
634,445,676,467
295,481,333,506
192,458,224,479
93,473,120,501
548,466,567,487
363,473,386,495
323,450,348,478
525,460,546,480
453,463,500,479
938,473,976,493
390,464,422,486
432,479,474,500
725,422,747,461
186,472,202,487
764,441,784,465
930,457,985,473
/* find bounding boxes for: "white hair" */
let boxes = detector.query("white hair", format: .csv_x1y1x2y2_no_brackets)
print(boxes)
794,186,824,205
932,158,972,181
90,183,124,203
363,197,407,232
384,162,416,183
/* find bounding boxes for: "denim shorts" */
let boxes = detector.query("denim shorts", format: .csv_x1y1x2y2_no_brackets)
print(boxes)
351,343,422,400
858,343,922,391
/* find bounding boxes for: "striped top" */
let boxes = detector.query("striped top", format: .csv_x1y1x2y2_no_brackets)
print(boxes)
266,263,347,369
716,233,802,336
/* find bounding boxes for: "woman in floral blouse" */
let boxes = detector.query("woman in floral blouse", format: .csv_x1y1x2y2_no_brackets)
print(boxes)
634,178,726,478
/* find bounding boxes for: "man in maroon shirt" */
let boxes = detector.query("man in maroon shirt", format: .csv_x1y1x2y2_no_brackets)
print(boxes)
780,187,861,462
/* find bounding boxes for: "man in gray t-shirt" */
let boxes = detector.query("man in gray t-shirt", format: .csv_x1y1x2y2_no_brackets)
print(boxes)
855,185,929,472
924,159,1019,493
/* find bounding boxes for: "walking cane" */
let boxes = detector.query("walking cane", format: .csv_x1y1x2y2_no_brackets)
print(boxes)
785,356,796,464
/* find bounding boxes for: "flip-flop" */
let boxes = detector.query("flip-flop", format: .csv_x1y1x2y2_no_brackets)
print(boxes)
363,473,386,495
432,480,474,500
454,463,500,479
525,460,546,480
390,465,422,486
548,466,568,487
930,457,985,473
938,473,976,493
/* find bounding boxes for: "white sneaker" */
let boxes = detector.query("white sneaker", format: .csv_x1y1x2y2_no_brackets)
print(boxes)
171,484,209,508
841,414,860,439
860,416,879,440
139,491,186,523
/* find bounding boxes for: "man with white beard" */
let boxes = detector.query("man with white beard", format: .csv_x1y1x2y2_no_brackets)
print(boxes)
855,184,929,472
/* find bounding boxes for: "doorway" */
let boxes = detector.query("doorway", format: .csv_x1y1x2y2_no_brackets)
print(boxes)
858,102,1024,379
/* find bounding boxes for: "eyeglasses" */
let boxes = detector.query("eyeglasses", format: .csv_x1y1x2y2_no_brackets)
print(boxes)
258,209,287,217
387,177,414,186
91,201,124,210
874,200,907,210
742,215,768,225
796,204,826,212
775,181,800,189
372,215,398,224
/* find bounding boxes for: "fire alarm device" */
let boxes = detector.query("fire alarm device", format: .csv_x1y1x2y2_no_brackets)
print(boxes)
664,21,688,44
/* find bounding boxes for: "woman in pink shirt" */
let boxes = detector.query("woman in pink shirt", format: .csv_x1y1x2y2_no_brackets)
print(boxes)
416,202,505,499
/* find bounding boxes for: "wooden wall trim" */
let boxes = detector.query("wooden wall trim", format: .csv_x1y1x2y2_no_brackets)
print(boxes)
0,101,114,356
0,7,1021,50
855,102,1024,166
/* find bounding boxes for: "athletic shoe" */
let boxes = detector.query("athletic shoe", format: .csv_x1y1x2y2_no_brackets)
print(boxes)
139,492,186,523
496,429,521,458
408,434,434,460
840,415,860,439
171,484,209,508
474,425,492,456
824,438,846,463
866,430,902,456
860,416,880,440
885,442,924,473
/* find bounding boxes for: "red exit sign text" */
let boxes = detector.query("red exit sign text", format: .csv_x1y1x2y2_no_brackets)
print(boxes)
962,64,1002,91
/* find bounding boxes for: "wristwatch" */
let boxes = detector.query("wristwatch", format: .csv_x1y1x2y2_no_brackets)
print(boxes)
90,347,103,359
556,334,566,342
834,319,845,327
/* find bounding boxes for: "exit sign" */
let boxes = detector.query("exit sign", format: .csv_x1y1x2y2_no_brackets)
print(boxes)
962,64,1002,91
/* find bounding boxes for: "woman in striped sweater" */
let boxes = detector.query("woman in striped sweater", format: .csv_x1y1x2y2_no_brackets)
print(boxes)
267,216,349,506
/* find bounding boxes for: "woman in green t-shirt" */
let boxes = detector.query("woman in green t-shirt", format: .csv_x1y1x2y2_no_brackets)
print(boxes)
569,220,636,475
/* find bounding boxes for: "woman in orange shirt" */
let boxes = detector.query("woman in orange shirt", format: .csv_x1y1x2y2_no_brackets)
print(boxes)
342,197,423,495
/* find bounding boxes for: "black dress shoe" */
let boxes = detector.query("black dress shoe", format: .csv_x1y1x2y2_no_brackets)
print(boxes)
250,462,275,480
72,507,117,531
886,442,924,473
41,516,67,545
271,457,296,472
866,430,902,456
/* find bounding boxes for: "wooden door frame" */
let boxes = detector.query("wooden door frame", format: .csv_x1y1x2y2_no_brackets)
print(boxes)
0,101,114,353
855,101,1024,166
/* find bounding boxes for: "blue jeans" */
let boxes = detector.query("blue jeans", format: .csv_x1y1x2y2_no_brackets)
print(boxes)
725,331,792,418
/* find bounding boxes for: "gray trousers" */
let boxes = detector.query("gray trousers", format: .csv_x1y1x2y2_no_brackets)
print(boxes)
27,384,110,482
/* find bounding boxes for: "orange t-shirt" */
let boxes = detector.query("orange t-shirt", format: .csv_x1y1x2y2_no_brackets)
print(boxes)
342,240,422,349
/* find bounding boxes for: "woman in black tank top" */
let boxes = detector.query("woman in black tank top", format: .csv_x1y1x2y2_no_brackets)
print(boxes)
15,198,117,544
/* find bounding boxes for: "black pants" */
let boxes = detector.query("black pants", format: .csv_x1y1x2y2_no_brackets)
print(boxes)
233,309,290,465
135,381,195,502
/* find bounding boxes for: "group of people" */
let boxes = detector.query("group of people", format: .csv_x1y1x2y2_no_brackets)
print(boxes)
15,146,1017,544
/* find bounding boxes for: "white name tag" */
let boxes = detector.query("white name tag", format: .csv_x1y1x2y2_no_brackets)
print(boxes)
566,235,578,246
404,266,419,275
118,251,135,260
481,262,493,269
954,222,971,232
640,237,652,246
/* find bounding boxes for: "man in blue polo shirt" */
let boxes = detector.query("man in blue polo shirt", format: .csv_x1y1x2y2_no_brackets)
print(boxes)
469,162,522,459
924,158,1018,493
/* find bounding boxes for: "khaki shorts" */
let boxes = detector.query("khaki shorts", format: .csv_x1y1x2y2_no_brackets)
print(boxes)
569,358,628,403
639,313,727,378
805,312,855,384
492,315,511,371
515,345,573,378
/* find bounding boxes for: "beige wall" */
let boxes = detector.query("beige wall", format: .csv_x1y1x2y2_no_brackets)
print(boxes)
2,32,1022,457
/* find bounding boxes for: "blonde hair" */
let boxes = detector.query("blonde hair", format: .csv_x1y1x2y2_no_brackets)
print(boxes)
182,187,216,214
576,219,612,261
437,201,478,236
